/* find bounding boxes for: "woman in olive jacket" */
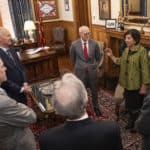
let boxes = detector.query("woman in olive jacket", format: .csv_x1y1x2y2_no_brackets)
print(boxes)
105,29,150,132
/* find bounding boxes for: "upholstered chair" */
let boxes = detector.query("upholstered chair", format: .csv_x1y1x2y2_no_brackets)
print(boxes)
50,27,66,55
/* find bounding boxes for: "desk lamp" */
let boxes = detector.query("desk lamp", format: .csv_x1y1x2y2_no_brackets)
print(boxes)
24,20,36,42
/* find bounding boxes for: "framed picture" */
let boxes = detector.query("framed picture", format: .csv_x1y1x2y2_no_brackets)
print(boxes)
99,0,111,20
31,0,59,22
64,0,69,11
105,19,116,29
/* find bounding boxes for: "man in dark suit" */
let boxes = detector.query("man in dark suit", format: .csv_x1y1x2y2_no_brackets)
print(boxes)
0,27,31,104
70,25,102,116
39,73,123,150
136,95,150,150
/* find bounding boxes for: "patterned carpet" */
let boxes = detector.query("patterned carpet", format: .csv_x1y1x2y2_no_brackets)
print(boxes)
29,88,143,150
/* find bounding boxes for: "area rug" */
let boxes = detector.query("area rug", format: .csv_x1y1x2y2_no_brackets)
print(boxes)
28,88,143,150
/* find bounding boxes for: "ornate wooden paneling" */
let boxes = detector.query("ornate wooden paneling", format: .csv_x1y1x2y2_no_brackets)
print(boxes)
35,21,63,47
62,21,76,47
20,49,59,83
91,25,107,44
35,20,77,49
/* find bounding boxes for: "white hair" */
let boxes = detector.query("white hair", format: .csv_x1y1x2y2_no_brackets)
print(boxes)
79,25,89,33
51,73,88,118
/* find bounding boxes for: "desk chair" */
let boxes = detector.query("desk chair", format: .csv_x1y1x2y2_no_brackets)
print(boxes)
50,27,66,55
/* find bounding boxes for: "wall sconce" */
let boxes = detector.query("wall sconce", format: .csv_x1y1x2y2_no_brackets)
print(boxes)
24,20,36,42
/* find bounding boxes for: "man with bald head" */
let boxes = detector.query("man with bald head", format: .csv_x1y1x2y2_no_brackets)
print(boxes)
0,27,31,104
39,73,123,150
70,25,102,116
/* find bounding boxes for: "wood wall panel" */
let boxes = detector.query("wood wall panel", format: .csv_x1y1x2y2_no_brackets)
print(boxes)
35,21,63,46
35,21,77,48
91,25,107,44
62,21,76,46
0,10,3,26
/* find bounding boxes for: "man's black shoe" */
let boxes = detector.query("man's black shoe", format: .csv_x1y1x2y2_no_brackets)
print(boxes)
95,109,102,117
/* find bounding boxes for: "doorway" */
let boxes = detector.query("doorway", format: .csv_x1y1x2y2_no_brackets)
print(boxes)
73,0,91,37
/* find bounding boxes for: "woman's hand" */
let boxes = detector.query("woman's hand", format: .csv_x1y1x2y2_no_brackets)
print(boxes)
139,84,147,95
104,48,113,57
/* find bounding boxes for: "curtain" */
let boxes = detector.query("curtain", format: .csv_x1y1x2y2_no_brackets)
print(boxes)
140,0,147,16
8,0,33,39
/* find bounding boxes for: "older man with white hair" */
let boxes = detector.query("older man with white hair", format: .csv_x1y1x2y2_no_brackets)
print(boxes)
70,25,102,116
39,73,123,150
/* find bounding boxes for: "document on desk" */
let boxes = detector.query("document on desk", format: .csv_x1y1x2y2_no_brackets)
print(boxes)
25,47,43,55
25,46,50,55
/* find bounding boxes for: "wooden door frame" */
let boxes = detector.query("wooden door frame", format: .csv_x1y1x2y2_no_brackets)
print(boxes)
72,0,92,38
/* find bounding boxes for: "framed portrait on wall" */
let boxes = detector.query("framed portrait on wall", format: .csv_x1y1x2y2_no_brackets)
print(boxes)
31,0,59,22
99,0,111,20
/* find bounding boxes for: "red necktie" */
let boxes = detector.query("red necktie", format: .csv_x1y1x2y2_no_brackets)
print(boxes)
83,42,88,59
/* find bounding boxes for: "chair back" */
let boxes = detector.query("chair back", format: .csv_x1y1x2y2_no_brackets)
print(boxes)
52,27,65,43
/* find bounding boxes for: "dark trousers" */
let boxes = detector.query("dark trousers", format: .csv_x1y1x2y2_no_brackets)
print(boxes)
124,89,145,127
82,70,99,111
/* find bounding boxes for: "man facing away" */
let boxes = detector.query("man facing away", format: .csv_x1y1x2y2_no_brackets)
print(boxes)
70,25,102,116
0,27,31,104
39,73,123,150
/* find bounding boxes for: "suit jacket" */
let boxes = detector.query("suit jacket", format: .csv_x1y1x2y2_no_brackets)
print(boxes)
0,47,27,104
136,95,150,150
70,39,101,82
0,88,36,150
39,118,123,150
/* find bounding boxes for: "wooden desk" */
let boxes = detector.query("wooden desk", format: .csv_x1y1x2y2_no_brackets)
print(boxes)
14,42,38,51
20,49,59,83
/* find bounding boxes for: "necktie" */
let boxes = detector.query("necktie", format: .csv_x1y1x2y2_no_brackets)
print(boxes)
6,49,16,65
83,42,88,59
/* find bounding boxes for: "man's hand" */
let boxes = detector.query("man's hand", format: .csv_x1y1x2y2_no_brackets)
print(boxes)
22,83,32,94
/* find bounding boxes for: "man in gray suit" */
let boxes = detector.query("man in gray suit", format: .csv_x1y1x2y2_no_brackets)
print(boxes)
70,25,102,116
0,58,36,150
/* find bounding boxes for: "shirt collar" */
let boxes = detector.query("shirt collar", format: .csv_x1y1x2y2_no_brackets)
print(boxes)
67,112,89,122
81,39,88,44
0,47,8,52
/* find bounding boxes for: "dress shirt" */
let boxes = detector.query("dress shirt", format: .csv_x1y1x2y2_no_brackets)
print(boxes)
67,112,89,122
81,39,89,55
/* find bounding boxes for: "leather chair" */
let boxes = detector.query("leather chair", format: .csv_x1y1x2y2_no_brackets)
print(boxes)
50,27,66,55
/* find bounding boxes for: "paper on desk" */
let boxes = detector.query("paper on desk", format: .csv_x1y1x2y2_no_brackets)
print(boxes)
25,47,43,55
25,46,50,55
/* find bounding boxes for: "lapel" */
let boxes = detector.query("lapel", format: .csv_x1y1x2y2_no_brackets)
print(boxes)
0,48,19,70
88,40,92,58
78,40,86,60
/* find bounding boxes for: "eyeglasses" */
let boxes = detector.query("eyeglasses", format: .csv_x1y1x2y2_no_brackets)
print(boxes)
83,32,91,36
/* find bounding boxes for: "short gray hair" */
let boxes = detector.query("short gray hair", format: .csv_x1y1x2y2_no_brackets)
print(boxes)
79,25,89,33
51,73,88,119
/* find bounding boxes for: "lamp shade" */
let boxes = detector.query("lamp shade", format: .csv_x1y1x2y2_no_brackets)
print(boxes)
24,20,36,31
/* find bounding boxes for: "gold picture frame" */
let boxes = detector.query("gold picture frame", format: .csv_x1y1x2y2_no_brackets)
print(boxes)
99,0,111,20
31,0,59,22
